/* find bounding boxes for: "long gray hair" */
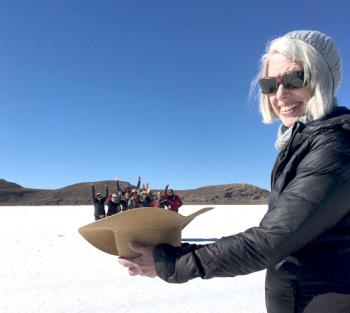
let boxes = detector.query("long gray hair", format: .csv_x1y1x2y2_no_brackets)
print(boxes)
252,36,339,124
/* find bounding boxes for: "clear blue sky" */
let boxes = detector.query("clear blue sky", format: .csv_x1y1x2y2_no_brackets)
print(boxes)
1,0,350,191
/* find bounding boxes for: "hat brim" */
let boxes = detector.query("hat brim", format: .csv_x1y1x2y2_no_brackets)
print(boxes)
78,206,213,258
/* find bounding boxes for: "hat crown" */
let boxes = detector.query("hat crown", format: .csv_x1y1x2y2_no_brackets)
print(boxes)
285,30,342,93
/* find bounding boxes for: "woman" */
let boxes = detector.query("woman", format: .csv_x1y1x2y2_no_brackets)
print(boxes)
91,184,108,220
119,30,350,312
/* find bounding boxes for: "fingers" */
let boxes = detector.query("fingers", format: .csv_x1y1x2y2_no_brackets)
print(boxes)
128,267,139,276
127,265,156,277
118,257,138,268
139,268,157,278
118,241,156,278
119,258,156,277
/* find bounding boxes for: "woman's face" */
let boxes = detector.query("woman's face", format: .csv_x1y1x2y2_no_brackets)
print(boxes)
267,53,313,128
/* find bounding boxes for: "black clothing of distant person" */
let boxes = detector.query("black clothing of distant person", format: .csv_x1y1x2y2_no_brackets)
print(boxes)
91,184,108,220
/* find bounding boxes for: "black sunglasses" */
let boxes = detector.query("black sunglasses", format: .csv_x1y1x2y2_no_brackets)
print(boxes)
258,70,306,94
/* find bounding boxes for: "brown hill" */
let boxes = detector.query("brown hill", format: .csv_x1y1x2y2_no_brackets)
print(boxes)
0,179,270,206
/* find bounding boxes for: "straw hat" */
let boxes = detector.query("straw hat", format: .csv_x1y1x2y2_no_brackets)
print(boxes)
78,206,214,258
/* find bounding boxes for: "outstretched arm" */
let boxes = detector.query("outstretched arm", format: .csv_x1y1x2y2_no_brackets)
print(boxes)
119,131,350,284
91,184,95,201
136,176,141,189
115,177,122,194
154,132,350,283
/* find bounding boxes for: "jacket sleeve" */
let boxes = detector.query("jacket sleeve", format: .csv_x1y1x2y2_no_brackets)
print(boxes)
154,130,350,283
91,185,95,202
154,243,203,283
136,178,141,190
116,180,121,194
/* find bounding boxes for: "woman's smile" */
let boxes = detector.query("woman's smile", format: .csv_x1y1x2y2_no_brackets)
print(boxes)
267,54,313,128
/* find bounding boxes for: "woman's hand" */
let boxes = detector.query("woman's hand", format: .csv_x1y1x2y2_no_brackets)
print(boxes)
118,242,157,278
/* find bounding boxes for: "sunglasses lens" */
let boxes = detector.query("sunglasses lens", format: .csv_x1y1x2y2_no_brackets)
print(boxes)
259,78,277,94
259,71,305,94
282,71,305,89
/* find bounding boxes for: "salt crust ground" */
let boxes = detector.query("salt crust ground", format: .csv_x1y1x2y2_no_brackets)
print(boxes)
0,205,267,313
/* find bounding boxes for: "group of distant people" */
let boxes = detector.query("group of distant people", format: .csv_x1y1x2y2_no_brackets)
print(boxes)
91,176,183,220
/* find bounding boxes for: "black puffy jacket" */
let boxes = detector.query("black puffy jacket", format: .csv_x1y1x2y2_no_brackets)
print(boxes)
153,107,350,313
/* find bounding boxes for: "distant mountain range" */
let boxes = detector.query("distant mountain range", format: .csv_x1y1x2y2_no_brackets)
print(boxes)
0,179,270,206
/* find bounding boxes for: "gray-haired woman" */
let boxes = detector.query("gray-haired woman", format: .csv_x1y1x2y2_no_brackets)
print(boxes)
119,30,350,313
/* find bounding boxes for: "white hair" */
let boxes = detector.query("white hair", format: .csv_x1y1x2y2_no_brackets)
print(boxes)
251,37,337,124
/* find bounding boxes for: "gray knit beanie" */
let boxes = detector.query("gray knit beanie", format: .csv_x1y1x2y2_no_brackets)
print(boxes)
285,30,342,94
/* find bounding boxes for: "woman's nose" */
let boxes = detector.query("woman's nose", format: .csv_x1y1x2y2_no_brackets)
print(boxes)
275,83,290,100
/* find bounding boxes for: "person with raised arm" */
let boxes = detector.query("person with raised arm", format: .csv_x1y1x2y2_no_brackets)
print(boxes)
164,184,182,213
115,176,141,195
91,184,108,220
